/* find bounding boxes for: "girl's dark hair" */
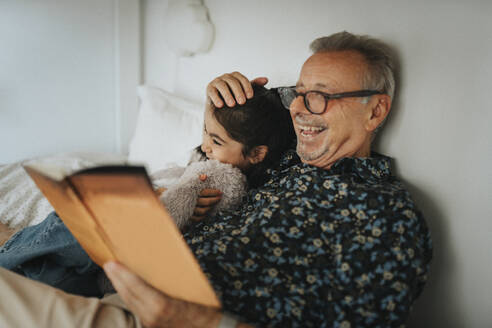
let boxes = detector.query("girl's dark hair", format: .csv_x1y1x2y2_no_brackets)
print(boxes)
210,85,295,188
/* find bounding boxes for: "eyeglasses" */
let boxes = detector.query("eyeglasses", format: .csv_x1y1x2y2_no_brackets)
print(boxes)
277,86,383,115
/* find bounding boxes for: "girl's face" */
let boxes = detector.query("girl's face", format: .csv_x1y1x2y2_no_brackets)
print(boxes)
201,106,252,170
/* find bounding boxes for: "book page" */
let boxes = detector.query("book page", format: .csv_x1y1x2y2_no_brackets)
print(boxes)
69,168,221,308
23,166,114,265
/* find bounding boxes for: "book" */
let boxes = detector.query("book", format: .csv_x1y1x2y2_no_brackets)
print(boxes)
23,162,221,308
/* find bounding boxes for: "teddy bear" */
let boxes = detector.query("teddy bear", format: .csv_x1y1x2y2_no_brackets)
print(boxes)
151,159,248,229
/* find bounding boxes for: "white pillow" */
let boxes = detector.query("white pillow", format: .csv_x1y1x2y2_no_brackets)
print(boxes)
0,152,127,228
128,86,205,173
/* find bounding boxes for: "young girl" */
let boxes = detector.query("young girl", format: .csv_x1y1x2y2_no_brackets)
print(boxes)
0,85,295,297
153,84,295,227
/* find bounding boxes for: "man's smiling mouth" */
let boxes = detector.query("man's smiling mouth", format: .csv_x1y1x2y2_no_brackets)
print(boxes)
298,125,326,138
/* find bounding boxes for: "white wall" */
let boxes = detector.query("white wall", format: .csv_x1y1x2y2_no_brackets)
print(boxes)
0,0,115,163
144,0,492,327
0,0,140,163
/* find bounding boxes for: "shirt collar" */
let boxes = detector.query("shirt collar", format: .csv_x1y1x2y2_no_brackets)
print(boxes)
281,150,393,181
330,152,393,180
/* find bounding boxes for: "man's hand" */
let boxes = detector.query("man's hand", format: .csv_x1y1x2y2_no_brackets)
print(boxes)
206,72,268,108
191,174,222,222
104,262,222,328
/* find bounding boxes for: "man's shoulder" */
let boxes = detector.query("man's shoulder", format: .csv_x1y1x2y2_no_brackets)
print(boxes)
270,158,403,197
255,152,423,217
260,158,420,220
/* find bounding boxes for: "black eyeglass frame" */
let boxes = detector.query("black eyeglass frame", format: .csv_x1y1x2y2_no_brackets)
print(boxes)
278,86,384,115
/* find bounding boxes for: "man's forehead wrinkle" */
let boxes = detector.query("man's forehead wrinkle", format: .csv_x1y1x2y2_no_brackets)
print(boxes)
299,52,366,93
298,70,343,93
315,81,342,92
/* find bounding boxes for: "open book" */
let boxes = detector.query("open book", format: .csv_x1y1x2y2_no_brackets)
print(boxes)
23,162,221,308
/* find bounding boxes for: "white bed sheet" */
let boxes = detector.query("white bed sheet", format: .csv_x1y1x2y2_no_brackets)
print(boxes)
0,152,127,229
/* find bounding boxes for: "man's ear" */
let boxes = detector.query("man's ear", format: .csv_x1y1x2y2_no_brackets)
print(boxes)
365,94,391,132
248,145,269,164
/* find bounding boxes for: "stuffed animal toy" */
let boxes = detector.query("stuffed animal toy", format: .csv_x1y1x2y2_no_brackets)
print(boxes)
152,160,247,229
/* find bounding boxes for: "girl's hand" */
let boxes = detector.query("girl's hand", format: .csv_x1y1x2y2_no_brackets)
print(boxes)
191,174,222,222
104,262,222,328
206,72,268,108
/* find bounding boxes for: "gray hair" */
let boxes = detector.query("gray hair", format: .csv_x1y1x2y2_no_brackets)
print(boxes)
310,31,396,99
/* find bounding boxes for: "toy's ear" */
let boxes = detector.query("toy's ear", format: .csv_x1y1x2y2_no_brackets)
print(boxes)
247,145,268,165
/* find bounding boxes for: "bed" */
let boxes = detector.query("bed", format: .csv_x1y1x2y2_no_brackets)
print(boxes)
0,85,205,230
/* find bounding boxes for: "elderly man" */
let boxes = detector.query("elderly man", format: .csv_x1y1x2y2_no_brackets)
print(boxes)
0,31,431,327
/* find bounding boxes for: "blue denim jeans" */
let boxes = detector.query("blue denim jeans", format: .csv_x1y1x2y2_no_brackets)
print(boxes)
0,212,104,297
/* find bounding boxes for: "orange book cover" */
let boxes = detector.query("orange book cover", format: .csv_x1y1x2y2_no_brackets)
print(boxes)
23,163,221,309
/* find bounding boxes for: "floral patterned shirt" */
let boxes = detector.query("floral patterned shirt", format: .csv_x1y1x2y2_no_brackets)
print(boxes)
184,150,432,327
